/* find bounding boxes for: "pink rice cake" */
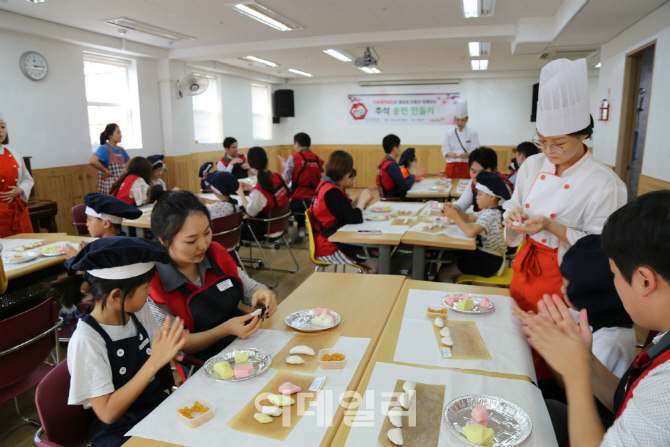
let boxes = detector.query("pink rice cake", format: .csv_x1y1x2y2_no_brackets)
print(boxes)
233,363,255,379
469,418,488,428
472,405,489,423
443,293,459,306
313,307,332,317
278,382,301,395
479,297,492,310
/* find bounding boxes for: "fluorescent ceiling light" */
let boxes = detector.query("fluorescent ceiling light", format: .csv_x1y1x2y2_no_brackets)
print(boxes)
240,55,278,67
469,42,480,57
463,0,496,18
471,59,489,70
288,68,313,77
324,49,353,62
595,63,601,68
105,18,195,41
359,79,461,87
359,67,382,74
228,2,302,31
25,0,47,3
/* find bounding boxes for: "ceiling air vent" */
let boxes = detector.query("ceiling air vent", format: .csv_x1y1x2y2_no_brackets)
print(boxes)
539,47,600,61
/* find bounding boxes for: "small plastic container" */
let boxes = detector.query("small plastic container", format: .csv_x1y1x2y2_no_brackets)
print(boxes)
319,349,347,369
426,305,449,320
176,398,216,428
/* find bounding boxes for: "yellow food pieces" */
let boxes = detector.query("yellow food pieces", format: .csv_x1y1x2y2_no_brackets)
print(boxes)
320,352,345,361
254,413,273,424
463,423,495,446
212,361,234,379
428,307,448,314
177,401,210,420
456,298,474,311
233,350,249,365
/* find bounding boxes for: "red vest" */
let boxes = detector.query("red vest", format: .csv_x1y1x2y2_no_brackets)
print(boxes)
219,154,248,179
252,172,289,215
148,242,241,332
309,180,349,257
376,157,396,193
290,150,323,201
614,338,670,419
111,174,140,205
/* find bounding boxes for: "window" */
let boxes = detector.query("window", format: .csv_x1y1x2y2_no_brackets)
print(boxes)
192,74,222,143
251,84,272,140
84,53,142,150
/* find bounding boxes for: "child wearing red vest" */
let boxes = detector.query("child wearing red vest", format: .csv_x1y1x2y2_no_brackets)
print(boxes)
237,147,290,240
517,191,670,447
278,132,323,243
309,150,377,273
110,157,152,206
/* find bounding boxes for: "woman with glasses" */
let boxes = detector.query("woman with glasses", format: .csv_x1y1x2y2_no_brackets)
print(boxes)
309,151,378,273
502,59,626,365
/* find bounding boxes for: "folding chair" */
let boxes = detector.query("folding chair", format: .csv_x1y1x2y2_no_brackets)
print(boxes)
241,201,299,288
0,298,62,426
211,211,247,276
289,194,314,250
454,238,526,287
377,186,401,202
305,209,363,273
71,204,88,236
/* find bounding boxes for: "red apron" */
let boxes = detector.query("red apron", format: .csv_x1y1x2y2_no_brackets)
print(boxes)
309,180,351,258
376,157,396,195
510,237,564,381
98,144,126,194
0,149,33,237
290,150,323,201
444,161,470,178
252,172,289,215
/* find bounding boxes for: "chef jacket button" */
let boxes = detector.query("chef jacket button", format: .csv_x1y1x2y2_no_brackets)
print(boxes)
139,333,143,341
119,367,126,375
524,204,530,208
146,348,151,355
541,175,546,180
550,213,556,218
564,184,570,189
542,239,547,243
117,349,124,357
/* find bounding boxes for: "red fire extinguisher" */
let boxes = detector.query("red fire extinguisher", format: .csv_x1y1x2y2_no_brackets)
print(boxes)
599,99,610,121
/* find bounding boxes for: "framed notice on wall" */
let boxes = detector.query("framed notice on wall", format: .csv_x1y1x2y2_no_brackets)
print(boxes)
348,93,460,125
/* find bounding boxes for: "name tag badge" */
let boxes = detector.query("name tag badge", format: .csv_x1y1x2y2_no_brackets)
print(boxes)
139,338,150,350
217,279,233,292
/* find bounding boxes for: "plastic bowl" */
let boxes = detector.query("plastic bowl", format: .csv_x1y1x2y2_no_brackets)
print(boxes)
318,349,347,369
176,398,216,428
426,305,449,320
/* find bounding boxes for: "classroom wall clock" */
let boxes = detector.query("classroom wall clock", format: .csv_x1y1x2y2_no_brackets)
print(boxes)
19,51,48,81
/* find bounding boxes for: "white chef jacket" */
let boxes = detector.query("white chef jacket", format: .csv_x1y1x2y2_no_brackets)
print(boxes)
503,150,626,263
0,145,34,202
441,127,480,163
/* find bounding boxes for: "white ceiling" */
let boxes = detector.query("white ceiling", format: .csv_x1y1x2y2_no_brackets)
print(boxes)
0,0,667,79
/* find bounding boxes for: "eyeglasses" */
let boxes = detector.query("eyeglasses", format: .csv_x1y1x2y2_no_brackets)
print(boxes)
531,132,570,155
348,168,357,179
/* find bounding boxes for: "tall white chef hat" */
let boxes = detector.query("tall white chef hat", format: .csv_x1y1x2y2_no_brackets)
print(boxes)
0,111,4,121
454,100,468,119
536,58,590,137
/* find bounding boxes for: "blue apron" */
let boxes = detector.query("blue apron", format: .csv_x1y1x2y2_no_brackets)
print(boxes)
82,312,167,447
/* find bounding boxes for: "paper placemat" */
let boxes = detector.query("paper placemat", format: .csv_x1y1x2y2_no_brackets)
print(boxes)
393,290,536,381
344,362,558,447
406,222,475,241
455,179,470,195
377,380,445,447
431,320,491,360
126,331,371,447
227,370,325,441
337,221,410,235
407,179,450,194
272,332,340,374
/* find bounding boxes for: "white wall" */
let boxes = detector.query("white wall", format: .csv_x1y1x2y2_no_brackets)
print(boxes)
0,29,164,169
596,1,670,180
273,76,600,148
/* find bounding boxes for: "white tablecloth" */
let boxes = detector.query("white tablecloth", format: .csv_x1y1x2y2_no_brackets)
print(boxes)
344,362,557,447
407,178,450,195
393,289,536,381
406,220,475,241
127,329,370,447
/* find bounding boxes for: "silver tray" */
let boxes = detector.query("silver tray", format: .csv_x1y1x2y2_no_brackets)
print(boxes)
444,394,532,446
204,348,271,382
364,215,391,221
284,309,341,332
433,216,454,225
445,294,495,314
40,244,67,257
3,251,39,264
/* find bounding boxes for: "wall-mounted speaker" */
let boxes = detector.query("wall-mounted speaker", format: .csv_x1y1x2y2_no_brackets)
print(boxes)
530,82,539,122
274,89,295,117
